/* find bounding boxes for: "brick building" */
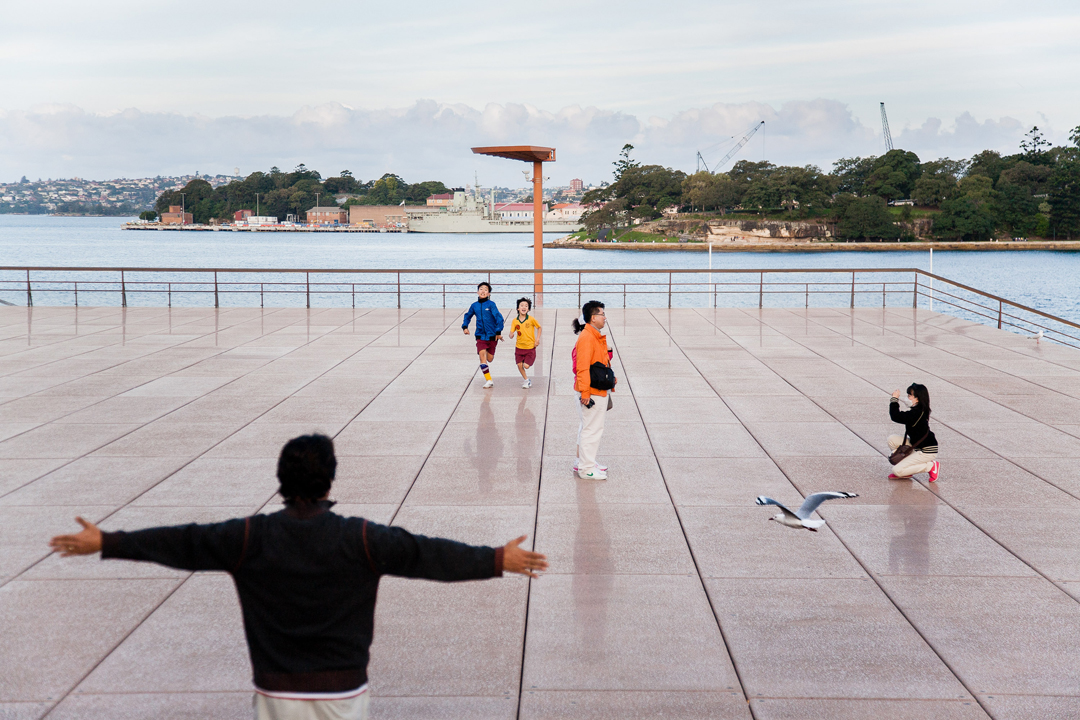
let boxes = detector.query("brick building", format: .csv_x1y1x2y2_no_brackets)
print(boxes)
306,207,347,225
161,205,192,225
349,205,408,228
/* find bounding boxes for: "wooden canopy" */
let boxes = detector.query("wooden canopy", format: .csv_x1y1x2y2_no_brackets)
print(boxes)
471,146,555,163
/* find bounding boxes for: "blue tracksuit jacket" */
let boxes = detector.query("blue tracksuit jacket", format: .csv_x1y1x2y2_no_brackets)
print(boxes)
462,299,504,340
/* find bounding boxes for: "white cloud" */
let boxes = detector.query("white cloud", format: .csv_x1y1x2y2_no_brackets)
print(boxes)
0,100,1068,186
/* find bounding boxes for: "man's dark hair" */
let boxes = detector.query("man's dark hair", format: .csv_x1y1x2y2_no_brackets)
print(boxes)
516,297,532,311
477,282,492,292
573,300,605,334
277,434,337,503
906,383,931,415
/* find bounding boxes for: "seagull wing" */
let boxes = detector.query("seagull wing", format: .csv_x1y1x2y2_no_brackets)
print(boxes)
756,496,798,520
795,492,859,519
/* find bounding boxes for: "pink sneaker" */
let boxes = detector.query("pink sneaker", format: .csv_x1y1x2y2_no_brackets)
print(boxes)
887,473,901,480
573,459,608,472
928,461,939,482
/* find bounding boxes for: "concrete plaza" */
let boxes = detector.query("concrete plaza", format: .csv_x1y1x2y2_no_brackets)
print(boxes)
2,305,1080,719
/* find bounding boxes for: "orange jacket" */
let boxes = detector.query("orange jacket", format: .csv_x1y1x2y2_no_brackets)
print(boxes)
574,324,613,401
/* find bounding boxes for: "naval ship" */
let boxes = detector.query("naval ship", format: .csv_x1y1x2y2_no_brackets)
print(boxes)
404,189,583,233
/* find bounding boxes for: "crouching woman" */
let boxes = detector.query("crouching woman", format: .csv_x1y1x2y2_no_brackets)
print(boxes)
888,383,940,482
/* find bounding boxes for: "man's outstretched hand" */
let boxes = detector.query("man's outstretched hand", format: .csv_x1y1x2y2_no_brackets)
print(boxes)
49,517,102,556
502,535,548,579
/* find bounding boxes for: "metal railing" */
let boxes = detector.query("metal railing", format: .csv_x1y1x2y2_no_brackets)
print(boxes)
2,266,1079,349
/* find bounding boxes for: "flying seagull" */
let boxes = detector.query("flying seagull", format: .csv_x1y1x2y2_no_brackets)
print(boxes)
755,492,859,531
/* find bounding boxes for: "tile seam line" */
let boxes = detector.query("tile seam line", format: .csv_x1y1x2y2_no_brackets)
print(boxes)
37,307,405,714
516,307,558,720
749,307,1080,584
0,307,312,500
664,307,992,717
851,306,1080,405
607,310,756,716
0,306,300,442
350,308,482,526
0,305,272,387
715,306,1080,504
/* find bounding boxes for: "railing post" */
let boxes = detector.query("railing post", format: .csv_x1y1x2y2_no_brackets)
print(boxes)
260,283,264,308
805,283,808,309
306,272,310,309
758,272,763,309
668,272,672,308
214,271,219,308
352,284,355,309
442,284,446,309
623,283,627,308
168,283,172,308
396,272,401,309
121,269,127,307
850,271,855,309
998,300,1003,329
577,273,581,309
882,283,886,308
913,274,918,309
26,269,32,307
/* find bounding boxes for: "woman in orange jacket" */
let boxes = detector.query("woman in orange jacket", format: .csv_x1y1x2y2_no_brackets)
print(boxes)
573,300,615,480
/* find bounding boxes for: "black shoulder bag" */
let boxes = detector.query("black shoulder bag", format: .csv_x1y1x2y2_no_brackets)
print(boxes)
589,361,616,391
889,412,929,466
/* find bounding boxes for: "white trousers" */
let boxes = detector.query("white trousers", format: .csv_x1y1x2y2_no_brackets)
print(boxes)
888,434,937,477
577,396,607,472
255,692,369,720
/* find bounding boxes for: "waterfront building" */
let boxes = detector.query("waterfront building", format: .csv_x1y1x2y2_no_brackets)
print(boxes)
160,205,192,225
548,202,585,221
495,202,547,220
348,205,408,229
426,193,454,207
307,206,348,225
234,209,253,222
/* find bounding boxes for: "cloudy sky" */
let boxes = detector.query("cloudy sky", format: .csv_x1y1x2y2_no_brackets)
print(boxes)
1,0,1078,186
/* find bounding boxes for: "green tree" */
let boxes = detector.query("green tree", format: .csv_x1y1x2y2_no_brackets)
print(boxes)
1048,154,1080,238
966,150,1008,185
913,158,965,207
613,144,640,181
1020,126,1051,157
155,178,213,216
405,180,450,203
836,195,898,239
934,197,996,240
831,156,877,194
138,210,158,221
863,149,922,201
681,171,740,212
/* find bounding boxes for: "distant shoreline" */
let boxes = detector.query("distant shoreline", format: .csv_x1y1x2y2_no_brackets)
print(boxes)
545,240,1080,252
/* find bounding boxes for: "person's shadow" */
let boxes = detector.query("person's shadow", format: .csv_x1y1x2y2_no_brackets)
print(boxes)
464,394,503,496
572,473,612,670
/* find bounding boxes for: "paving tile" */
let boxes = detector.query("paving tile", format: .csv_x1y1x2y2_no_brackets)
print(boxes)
879,576,1080,696
659,457,801,507
949,422,1080,458
120,376,233,398
646,423,767,458
1009,457,1080,498
329,455,428,504
0,455,190,507
428,421,543,459
523,574,739,691
334,421,445,456
750,698,989,719
403,456,539,507
0,395,108,423
822,504,1038,578
773,455,943,505
94,421,239,458
520,690,750,719
47,692,253,720
539,455,670,505
0,702,55,719
722,395,835,423
542,420,654,457
131,457,278,507
0,423,140,459
926,458,1080,508
0,578,180,702
370,696,517,719
75,575,251,693
706,578,971,700
205,422,343,459
535,502,694,575
632,395,738,423
681,507,867,579
978,694,1080,719
0,458,69,496
961,507,1080,582
741,421,880,458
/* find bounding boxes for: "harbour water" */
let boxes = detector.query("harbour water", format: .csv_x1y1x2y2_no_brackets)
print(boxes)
2,215,1079,322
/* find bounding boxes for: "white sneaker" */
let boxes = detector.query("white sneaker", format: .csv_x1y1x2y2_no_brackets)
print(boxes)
522,379,531,389
577,467,607,480
483,380,494,389
573,459,608,472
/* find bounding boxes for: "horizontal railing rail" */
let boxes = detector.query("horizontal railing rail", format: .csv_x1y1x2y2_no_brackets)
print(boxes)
1,266,1077,349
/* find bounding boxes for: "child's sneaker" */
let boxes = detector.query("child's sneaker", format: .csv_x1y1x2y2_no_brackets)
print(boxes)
483,380,494,389
577,467,607,480
573,459,608,472
887,473,901,480
928,461,940,482
522,379,531,389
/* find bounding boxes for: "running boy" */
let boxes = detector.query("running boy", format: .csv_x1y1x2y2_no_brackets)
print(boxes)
462,282,504,388
508,297,542,389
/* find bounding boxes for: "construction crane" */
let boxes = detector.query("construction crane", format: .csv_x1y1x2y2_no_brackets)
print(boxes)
697,121,765,174
880,102,893,152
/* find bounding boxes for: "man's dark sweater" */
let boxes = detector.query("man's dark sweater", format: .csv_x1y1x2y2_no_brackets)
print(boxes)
889,398,938,453
101,501,503,693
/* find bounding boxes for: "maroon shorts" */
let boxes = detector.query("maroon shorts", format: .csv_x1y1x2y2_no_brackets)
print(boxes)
515,348,536,366
476,339,498,356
